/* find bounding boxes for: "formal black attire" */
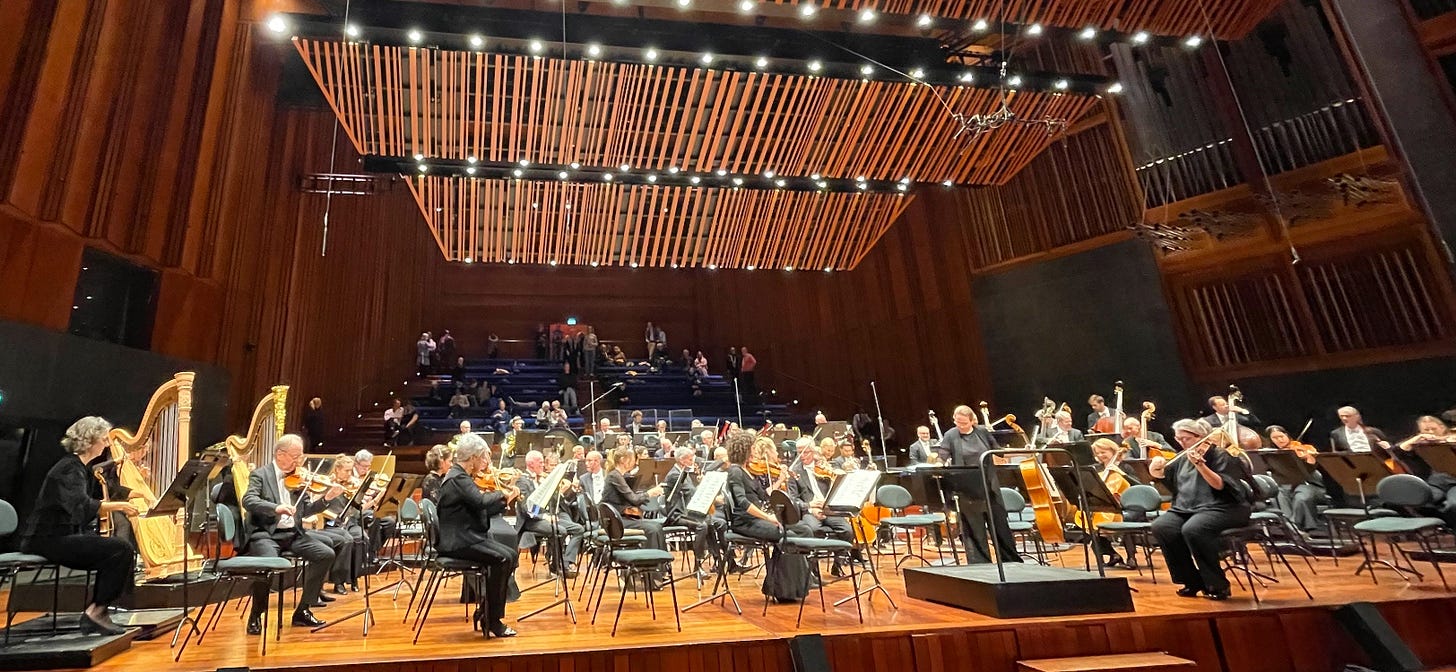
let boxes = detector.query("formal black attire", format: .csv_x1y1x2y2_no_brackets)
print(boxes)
1150,446,1252,594
725,465,811,600
1325,425,1390,506
940,426,1022,564
319,495,364,588
85,452,138,550
240,462,340,619
421,471,445,503
601,470,666,550
303,409,327,450
662,463,724,566
787,464,854,544
1201,412,1263,431
435,465,517,622
22,454,136,607
515,471,584,571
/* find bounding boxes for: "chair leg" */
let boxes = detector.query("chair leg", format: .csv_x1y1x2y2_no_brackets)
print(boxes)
667,564,682,632
1417,534,1449,591
610,570,630,637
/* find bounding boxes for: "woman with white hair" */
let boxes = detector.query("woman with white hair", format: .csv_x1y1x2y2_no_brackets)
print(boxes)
434,433,520,637
1148,418,1254,601
21,416,138,635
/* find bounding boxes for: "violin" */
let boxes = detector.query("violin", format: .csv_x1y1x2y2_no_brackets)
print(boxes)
473,466,522,493
284,468,352,496
747,459,795,480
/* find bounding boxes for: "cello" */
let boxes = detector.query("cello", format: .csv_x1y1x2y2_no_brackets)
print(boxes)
1015,406,1066,544
1092,381,1124,434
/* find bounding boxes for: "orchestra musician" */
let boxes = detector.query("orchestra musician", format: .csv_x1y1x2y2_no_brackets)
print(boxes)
1202,396,1262,431
241,434,345,632
86,437,150,551
1394,416,1456,525
723,430,812,602
789,437,859,575
601,447,668,553
1087,395,1112,432
421,444,452,503
22,417,138,635
1329,406,1391,454
515,450,585,578
662,446,726,570
1039,411,1085,445
907,425,944,465
353,449,395,566
1148,420,1253,601
831,439,861,471
1266,425,1326,532
1088,438,1132,567
319,455,366,595
434,433,519,638
1119,416,1171,459
941,405,1022,564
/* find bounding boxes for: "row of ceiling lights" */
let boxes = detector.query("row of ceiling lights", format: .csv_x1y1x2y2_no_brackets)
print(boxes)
458,255,837,272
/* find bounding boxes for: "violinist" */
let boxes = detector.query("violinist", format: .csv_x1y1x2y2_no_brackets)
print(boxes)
941,405,1022,564
602,447,668,553
724,430,812,602
1119,417,1171,459
22,417,138,635
1267,426,1326,532
789,438,858,574
353,449,395,566
515,450,584,578
241,434,345,632
421,444,452,503
1148,420,1253,601
662,446,724,570
319,455,365,594
1394,416,1456,518
435,434,520,638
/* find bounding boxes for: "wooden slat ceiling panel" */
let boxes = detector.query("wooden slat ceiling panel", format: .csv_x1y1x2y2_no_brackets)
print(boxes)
405,176,913,270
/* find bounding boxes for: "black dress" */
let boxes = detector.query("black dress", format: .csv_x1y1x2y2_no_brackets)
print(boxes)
725,465,810,601
601,470,666,550
22,454,136,606
435,466,517,622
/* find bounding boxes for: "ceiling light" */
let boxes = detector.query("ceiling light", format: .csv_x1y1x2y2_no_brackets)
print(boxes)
407,28,423,44
587,43,602,58
630,261,640,268
857,182,868,190
265,14,289,34
549,260,558,266
520,159,531,167
1054,79,1069,90
529,39,544,54
1132,31,1150,45
564,202,572,209
896,183,908,191
754,56,769,69
972,18,989,31
1008,75,1023,87
800,4,817,18
1106,81,1124,94
513,168,524,177
603,172,614,181
856,175,866,181
570,162,581,169
1079,26,1097,40
807,60,822,73
785,266,794,271
860,64,874,77
647,174,658,182
677,0,691,6
1027,23,1044,36
958,71,975,83
344,24,360,38
465,167,476,175
815,180,827,189
672,263,680,268
620,163,631,172
591,261,600,267
690,176,701,184
942,180,954,187
417,163,428,173
644,47,659,62
810,173,821,180
464,257,473,263
909,67,925,79
824,267,833,273
858,8,876,23
746,265,756,270
739,0,755,12
1184,35,1204,49
763,170,775,178
732,177,744,186
706,264,716,269
668,166,680,174
558,171,569,179
413,152,424,161
899,176,910,183
700,52,714,65
466,155,477,164
532,202,539,208
469,34,484,49
716,169,728,176
916,14,933,28
774,179,786,187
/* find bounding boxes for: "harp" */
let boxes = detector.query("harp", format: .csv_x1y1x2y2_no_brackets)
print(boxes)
106,371,201,578
226,385,289,519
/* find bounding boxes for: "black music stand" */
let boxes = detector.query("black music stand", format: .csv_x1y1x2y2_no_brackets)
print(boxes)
1316,453,1392,511
1259,450,1316,490
1414,442,1456,476
822,470,896,609
1119,459,1166,495
315,473,423,634
517,466,578,624
163,452,227,651
893,467,963,565
1048,465,1119,577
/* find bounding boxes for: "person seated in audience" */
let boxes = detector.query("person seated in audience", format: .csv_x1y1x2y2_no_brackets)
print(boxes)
1266,425,1325,531
546,401,569,429
609,345,627,365
397,401,419,446
692,350,709,377
488,400,510,435
449,388,472,419
535,404,554,429
644,321,659,360
451,356,467,382
383,399,404,445
516,450,584,577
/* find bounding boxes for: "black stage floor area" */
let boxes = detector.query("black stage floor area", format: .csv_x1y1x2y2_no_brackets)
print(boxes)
903,563,1134,618
0,609,181,671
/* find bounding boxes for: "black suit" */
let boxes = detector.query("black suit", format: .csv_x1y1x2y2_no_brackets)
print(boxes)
788,465,854,544
241,463,340,618
1087,411,1110,432
940,426,1022,564
1120,433,1170,460
514,471,583,571
1201,412,1262,431
435,465,517,621
1328,426,1389,453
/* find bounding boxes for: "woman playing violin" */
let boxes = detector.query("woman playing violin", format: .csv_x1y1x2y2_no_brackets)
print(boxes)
1087,438,1131,567
1267,426,1326,532
1148,419,1254,601
318,454,365,594
1394,416,1456,496
601,447,668,553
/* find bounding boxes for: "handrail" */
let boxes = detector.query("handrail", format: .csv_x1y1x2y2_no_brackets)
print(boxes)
974,447,1095,582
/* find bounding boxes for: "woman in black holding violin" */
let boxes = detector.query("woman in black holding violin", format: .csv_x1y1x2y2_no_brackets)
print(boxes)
601,447,667,551
724,430,812,602
22,416,139,635
1149,419,1254,601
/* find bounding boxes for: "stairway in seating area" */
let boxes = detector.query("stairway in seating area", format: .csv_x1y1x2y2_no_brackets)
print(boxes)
1016,652,1197,672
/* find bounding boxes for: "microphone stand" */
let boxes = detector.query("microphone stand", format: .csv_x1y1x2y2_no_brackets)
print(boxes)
584,382,622,421
733,378,744,427
870,381,890,468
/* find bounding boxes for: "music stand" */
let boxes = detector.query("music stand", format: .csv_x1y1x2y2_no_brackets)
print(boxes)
1259,450,1316,489
1048,465,1118,577
1315,453,1392,511
1119,459,1167,495
679,471,740,614
163,452,228,652
1414,442,1456,476
823,470,897,608
811,421,851,442
316,473,423,634
517,463,577,623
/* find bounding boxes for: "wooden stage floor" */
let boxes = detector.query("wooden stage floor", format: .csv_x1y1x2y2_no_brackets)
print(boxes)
35,546,1452,672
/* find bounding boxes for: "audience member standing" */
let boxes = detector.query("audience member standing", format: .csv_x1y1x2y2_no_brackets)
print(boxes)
534,325,547,359
487,332,500,359
559,361,580,414
725,347,741,380
582,327,599,379
303,397,327,450
438,330,457,368
654,325,667,363
416,332,435,376
644,322,658,360
740,347,759,399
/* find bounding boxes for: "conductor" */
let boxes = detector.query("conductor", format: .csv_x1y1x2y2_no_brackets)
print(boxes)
940,405,1022,564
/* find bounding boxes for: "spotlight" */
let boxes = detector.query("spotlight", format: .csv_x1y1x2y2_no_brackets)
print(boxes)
910,67,926,79
532,203,539,208
413,152,425,161
824,267,833,273
1132,31,1150,45
775,179,786,187
558,171,568,180
344,23,360,38
972,18,988,31
800,3,817,18
690,176,701,184
464,257,473,263
858,8,876,23
815,180,827,189
677,0,691,7
700,52,714,65
856,175,866,181
265,14,289,34
856,182,868,190
716,169,728,176
916,14,933,28
570,162,581,169
529,39,544,54
520,159,531,167
469,34,484,49
603,172,614,181
785,266,794,271
644,47,659,61
807,60,822,73
739,0,755,12
1079,26,1097,40
668,166,680,174
755,56,769,69
466,156,477,164
631,261,639,268
417,163,428,173
1008,75,1023,87
407,28,423,44
647,174,658,182
860,64,873,77
958,71,975,83
896,183,908,191
810,173,821,180
732,177,744,186
513,168,524,177
1106,81,1124,94
550,260,558,266
747,265,756,270
1054,79,1069,90
1027,23,1044,36
587,43,602,58
591,261,600,267
1184,35,1203,49
707,264,717,269
763,170,775,178
620,163,631,172
942,180,954,187
465,166,477,175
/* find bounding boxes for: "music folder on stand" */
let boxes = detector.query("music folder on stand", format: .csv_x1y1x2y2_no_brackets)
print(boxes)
160,450,228,652
315,473,423,635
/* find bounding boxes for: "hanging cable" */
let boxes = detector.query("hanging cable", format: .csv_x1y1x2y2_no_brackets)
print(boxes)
320,0,352,257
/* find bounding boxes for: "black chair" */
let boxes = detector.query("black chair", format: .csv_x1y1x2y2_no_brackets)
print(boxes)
591,503,679,636
1215,474,1313,603
874,484,944,572
1093,485,1163,582
0,499,62,648
408,501,491,642
181,503,295,657
999,488,1050,564
770,491,870,627
1351,474,1450,590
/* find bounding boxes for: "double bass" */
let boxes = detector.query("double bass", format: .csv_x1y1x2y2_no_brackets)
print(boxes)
1092,381,1125,434
1014,405,1066,544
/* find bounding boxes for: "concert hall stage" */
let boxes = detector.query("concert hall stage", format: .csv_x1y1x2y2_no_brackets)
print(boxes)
21,553,1449,672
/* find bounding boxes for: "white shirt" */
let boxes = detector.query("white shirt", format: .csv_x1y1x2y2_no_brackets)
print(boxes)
384,408,402,422
806,468,824,500
274,468,296,529
589,470,605,503
1345,427,1371,452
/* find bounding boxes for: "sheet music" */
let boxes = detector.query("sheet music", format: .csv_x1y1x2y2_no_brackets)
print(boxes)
687,471,727,515
827,470,879,509
526,463,569,515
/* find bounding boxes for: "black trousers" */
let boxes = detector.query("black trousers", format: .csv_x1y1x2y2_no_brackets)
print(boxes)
1151,507,1249,593
318,523,362,585
246,530,335,617
24,534,135,607
521,516,584,569
956,497,1022,564
624,518,667,551
731,518,811,601
441,538,517,621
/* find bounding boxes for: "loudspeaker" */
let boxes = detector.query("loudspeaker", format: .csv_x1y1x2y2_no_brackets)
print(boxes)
1333,602,1423,672
788,634,831,672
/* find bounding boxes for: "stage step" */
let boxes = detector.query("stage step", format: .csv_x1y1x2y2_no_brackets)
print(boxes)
1017,652,1196,672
